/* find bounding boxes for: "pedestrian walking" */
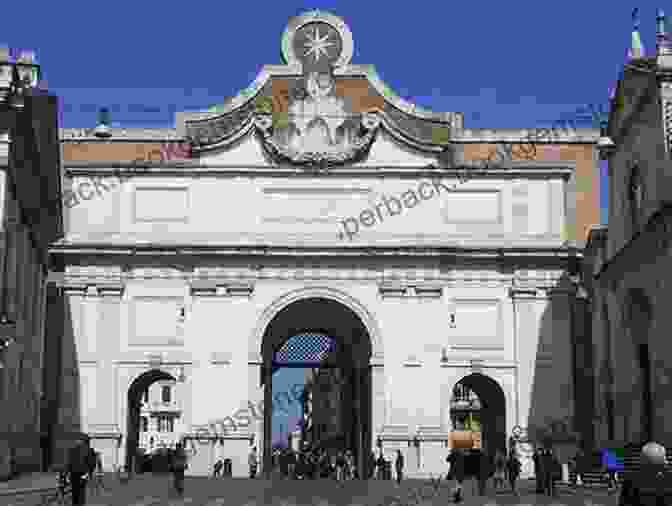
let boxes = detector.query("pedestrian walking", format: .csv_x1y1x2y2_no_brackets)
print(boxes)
67,435,96,506
213,459,223,477
575,449,585,487
288,449,296,479
336,450,346,481
542,447,559,496
345,450,354,480
89,451,105,495
447,448,466,503
619,441,672,506
506,448,521,495
395,449,404,485
476,449,491,496
493,450,506,491
533,447,544,493
170,443,188,496
376,451,385,480
248,447,258,479
279,449,288,479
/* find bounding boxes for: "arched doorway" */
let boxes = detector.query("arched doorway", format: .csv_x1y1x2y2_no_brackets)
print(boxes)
125,369,176,472
451,373,506,455
260,297,372,478
626,288,653,443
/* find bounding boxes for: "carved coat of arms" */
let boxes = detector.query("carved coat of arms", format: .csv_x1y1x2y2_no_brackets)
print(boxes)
254,71,380,168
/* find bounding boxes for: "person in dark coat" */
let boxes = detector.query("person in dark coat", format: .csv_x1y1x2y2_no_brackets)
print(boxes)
506,448,521,495
493,450,506,491
542,447,559,496
395,450,404,485
474,449,492,496
248,447,258,479
67,435,96,506
447,448,466,503
533,448,545,493
619,442,672,506
171,443,188,496
213,459,223,477
376,452,385,480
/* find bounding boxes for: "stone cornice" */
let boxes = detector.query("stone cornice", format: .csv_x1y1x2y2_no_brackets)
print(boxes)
60,127,181,141
50,264,573,294
456,128,599,144
61,160,575,179
176,63,457,135
49,243,581,258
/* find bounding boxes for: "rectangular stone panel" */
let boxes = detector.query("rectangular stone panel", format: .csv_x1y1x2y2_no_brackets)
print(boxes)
260,186,371,224
450,300,503,350
441,190,502,224
133,187,189,222
129,296,183,346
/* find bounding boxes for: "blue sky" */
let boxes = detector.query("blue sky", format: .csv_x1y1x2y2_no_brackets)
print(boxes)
6,0,655,443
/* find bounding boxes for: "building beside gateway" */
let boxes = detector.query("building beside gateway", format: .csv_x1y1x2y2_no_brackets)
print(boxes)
47,10,601,478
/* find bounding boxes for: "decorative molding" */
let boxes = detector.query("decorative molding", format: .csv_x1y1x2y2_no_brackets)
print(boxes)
190,280,254,297
88,424,122,441
451,345,505,351
370,355,384,367
379,424,410,438
210,351,232,365
403,355,422,367
469,359,485,373
98,284,125,297
439,360,516,369
379,282,443,299
147,353,163,369
416,426,449,442
61,284,88,296
129,267,185,279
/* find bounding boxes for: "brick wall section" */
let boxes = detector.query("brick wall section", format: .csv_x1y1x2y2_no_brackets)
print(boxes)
463,143,599,244
62,141,184,162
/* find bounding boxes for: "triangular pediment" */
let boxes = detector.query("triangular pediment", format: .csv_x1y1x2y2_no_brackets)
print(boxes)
178,10,461,167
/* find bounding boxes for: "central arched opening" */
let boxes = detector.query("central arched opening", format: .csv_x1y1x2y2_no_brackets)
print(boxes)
451,373,506,455
260,297,372,478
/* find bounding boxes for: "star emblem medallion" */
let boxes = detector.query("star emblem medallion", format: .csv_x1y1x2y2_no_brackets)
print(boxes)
304,26,334,62
293,22,343,68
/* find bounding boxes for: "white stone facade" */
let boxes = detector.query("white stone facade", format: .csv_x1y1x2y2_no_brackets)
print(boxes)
49,158,584,478
47,10,595,479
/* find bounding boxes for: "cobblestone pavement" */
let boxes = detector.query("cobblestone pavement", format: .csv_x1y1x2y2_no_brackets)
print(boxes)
1,475,622,506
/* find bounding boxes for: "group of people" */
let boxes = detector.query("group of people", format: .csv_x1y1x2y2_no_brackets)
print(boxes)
445,447,522,502
258,446,358,480
63,432,672,505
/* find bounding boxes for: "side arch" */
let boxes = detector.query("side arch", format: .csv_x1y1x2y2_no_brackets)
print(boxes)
124,369,176,472
451,372,507,455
